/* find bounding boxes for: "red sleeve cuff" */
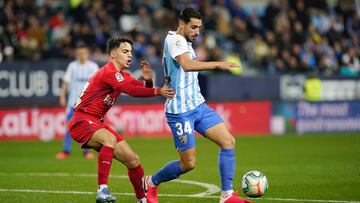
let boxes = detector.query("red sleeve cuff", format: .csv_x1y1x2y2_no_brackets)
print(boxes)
155,88,161,95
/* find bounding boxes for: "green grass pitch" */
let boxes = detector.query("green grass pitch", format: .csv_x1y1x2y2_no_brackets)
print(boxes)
0,134,359,203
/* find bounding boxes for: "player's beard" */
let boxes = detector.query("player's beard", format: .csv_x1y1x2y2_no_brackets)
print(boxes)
185,33,197,42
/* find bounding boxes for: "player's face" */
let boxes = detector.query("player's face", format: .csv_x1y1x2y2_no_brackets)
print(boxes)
184,18,202,42
75,47,89,64
113,42,133,69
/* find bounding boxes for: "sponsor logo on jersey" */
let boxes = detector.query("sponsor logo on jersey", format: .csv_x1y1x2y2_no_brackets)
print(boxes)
115,72,124,82
103,94,115,106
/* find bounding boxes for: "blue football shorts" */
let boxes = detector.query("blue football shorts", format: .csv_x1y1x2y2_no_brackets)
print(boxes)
166,103,224,151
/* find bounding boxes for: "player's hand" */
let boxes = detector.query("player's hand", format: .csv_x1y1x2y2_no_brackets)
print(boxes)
217,62,240,70
140,60,153,81
160,80,175,99
60,97,66,107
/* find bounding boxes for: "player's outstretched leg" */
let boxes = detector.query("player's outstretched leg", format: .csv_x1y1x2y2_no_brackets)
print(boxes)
203,123,252,203
217,148,252,203
218,149,252,203
144,160,187,203
112,139,148,202
96,185,116,203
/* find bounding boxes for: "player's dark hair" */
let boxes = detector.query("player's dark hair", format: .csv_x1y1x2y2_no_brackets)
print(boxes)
75,41,88,49
106,36,134,54
179,7,202,23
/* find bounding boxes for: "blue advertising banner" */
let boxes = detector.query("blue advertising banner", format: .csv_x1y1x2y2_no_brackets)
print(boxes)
0,60,165,108
296,101,360,133
0,60,68,107
271,102,297,134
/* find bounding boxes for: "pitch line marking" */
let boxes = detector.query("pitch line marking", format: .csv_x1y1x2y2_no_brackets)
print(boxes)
0,172,220,197
0,188,360,203
1,173,360,203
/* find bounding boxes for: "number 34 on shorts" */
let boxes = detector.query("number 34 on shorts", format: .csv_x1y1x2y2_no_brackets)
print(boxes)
175,121,192,144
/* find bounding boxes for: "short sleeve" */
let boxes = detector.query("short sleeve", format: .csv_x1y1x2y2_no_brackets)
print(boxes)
167,35,189,60
63,63,73,83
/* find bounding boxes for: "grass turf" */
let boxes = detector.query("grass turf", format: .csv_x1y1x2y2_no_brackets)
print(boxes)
0,133,359,203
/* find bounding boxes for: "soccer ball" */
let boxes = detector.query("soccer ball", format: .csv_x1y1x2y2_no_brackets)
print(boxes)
241,170,268,198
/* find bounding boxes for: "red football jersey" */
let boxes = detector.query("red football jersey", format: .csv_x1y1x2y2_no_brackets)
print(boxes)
74,62,160,119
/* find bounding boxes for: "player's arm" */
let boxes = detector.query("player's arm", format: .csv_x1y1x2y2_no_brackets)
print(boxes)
130,78,153,88
176,53,239,72
119,81,174,99
59,81,68,107
60,64,72,107
130,79,147,87
120,82,158,97
130,79,153,88
102,70,174,99
169,36,238,72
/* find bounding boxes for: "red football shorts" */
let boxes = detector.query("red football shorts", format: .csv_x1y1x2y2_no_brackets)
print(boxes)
68,112,123,151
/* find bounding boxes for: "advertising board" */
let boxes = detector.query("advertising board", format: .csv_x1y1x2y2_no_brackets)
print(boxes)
0,102,271,140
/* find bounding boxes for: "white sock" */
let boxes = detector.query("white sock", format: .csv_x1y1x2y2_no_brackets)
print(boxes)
98,184,108,192
221,190,234,197
147,176,156,187
137,197,147,202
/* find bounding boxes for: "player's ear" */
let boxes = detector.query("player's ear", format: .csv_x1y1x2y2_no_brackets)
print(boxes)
179,20,185,27
110,50,116,58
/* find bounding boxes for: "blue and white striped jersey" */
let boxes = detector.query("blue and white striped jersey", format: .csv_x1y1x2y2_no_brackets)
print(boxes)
63,60,99,109
163,31,205,114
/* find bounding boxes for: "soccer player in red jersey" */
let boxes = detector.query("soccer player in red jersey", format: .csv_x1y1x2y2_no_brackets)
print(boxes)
67,36,175,203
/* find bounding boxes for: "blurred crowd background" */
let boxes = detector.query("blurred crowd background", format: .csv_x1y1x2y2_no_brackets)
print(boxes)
0,0,360,76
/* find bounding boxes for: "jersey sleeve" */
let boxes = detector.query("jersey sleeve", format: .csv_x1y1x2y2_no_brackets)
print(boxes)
130,78,154,88
130,78,145,87
167,35,189,60
102,70,159,97
119,81,159,97
63,63,73,83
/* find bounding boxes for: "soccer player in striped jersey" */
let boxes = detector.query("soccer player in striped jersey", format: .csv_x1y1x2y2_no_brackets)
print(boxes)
56,42,99,159
143,8,251,203
68,36,175,203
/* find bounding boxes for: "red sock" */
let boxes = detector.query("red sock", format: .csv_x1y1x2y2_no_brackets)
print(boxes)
128,165,145,199
98,146,114,185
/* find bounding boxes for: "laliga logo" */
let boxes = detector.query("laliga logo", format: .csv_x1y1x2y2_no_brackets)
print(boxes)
0,109,66,141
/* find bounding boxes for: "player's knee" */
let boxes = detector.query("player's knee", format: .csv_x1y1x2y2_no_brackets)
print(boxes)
181,159,196,171
103,135,117,148
117,148,140,168
221,136,235,148
127,154,140,168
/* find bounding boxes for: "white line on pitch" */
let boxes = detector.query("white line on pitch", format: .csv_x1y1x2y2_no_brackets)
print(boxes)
1,173,360,203
0,188,359,203
0,172,220,197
